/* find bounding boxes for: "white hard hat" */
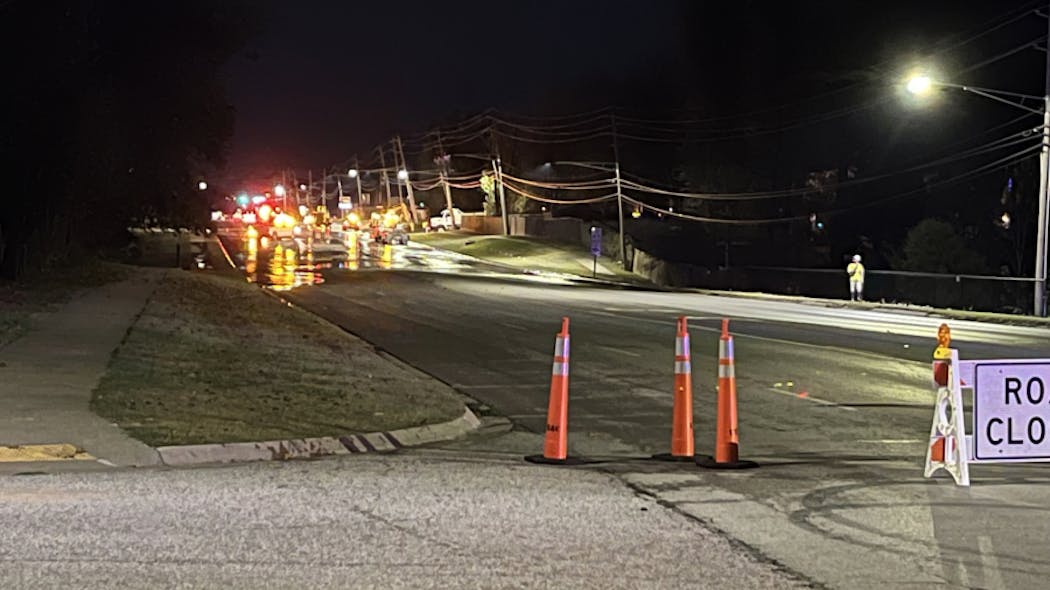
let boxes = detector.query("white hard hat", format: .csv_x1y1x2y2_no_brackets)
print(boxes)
852,254,862,262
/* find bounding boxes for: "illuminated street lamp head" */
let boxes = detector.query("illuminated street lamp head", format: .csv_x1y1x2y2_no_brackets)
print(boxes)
906,74,933,96
274,184,286,197
197,181,208,191
348,168,358,178
397,169,408,180
299,183,307,191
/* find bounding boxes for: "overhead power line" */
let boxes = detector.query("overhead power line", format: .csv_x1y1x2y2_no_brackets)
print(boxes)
624,144,1039,225
502,181,619,205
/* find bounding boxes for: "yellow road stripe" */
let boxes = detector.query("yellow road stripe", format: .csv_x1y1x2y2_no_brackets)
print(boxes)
0,444,95,462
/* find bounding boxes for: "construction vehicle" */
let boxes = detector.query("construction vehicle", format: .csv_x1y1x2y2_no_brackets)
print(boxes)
369,204,411,245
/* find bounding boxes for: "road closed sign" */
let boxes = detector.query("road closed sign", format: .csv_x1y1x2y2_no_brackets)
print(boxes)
973,362,1050,461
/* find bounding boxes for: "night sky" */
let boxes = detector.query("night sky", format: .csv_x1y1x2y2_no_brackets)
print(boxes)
224,0,683,182
223,0,1041,184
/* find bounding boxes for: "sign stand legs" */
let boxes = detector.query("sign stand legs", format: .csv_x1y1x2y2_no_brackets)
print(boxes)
924,349,970,487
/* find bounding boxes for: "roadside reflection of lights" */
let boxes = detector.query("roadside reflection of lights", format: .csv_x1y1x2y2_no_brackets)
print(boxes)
379,244,393,269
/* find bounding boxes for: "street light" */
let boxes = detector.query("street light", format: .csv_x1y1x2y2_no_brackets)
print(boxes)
905,75,933,96
906,70,1050,317
397,169,408,181
197,181,208,191
274,183,287,210
350,158,364,208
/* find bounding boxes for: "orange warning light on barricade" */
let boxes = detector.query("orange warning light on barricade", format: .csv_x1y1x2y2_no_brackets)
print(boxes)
932,323,952,385
934,323,951,360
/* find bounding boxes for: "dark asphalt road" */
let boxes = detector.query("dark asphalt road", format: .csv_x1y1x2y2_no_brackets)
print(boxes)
276,255,1050,590
210,230,1050,588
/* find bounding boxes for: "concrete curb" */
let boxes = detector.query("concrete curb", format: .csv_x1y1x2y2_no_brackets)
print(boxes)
156,407,481,467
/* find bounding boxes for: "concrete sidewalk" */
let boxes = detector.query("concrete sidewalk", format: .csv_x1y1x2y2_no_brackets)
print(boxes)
0,270,164,467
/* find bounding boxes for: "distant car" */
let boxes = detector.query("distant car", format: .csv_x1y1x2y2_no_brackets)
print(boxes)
309,238,350,260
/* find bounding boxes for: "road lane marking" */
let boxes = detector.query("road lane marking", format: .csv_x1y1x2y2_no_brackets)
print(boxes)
855,439,924,444
501,322,528,332
589,310,927,367
452,383,552,390
765,387,857,411
977,535,1006,590
598,345,642,357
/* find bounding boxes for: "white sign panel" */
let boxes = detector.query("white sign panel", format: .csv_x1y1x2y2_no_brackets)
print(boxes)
974,363,1050,461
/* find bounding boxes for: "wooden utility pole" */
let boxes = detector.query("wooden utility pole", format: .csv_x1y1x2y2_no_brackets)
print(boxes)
394,135,419,230
378,146,393,208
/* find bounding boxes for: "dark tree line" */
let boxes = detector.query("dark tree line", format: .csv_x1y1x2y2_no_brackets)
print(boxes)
0,1,256,278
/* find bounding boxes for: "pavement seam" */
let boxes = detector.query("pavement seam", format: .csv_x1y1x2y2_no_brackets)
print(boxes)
613,474,829,590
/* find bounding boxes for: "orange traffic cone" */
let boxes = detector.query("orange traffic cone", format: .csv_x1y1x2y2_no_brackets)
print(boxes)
698,318,758,469
654,316,706,462
526,317,579,465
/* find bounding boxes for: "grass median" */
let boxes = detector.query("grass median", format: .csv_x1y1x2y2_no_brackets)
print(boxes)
414,231,646,283
91,271,467,446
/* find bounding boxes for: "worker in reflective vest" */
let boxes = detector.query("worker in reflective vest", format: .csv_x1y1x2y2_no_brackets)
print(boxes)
847,254,865,302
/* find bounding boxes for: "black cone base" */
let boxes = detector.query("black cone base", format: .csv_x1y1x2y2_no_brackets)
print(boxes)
524,454,586,465
696,456,759,469
653,452,710,463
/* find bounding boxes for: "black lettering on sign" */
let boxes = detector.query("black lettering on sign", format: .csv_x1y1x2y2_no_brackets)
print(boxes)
1008,418,1024,445
546,424,559,433
1028,377,1046,405
1029,417,1046,445
987,417,1004,445
1006,377,1022,404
